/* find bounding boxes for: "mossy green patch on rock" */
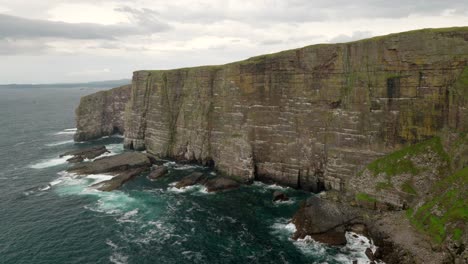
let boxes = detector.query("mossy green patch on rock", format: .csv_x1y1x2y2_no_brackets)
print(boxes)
407,167,468,244
356,192,377,202
367,136,449,177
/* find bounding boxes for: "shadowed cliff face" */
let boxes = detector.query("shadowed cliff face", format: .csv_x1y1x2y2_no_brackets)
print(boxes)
76,28,468,192
74,84,131,142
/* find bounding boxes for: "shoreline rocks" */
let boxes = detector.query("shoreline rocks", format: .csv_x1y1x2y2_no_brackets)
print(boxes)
148,166,168,180
61,145,109,163
67,152,151,191
204,177,240,192
175,172,205,188
291,196,363,246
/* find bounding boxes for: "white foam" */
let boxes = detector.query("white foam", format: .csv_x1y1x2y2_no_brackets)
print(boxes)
29,155,73,169
270,220,296,238
54,131,76,135
163,161,176,167
335,232,383,264
86,174,115,185
271,220,383,263
39,185,51,191
167,184,209,194
64,128,77,131
252,181,290,191
45,140,74,147
173,164,200,170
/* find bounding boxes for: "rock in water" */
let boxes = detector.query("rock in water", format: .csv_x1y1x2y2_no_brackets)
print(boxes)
272,191,289,202
148,166,168,180
93,167,148,192
61,145,109,162
67,152,151,175
66,152,151,191
175,172,205,188
203,177,240,192
292,196,362,246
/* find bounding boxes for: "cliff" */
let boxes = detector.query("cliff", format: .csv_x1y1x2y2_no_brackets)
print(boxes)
74,84,131,141
122,27,467,192
74,27,468,262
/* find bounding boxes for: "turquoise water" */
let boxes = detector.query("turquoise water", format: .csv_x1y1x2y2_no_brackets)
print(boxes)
0,87,372,264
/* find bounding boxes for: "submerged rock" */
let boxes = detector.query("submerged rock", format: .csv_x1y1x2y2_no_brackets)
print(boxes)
175,172,205,188
292,196,362,246
272,191,289,202
148,166,168,180
204,177,240,192
61,145,109,163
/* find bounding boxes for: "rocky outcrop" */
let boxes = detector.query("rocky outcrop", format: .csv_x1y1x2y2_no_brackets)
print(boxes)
175,172,205,188
204,177,240,192
61,145,109,163
67,152,151,191
148,166,168,180
74,84,131,142
67,152,151,175
121,27,467,191
292,196,363,245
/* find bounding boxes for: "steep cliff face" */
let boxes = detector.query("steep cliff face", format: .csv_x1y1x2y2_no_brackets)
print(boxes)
123,28,468,190
74,84,131,142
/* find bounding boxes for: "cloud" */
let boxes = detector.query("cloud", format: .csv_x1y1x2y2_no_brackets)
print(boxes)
329,31,374,43
0,13,170,40
0,38,50,55
67,68,111,76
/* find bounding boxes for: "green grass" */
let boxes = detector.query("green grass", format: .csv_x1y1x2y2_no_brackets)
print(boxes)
367,137,450,177
376,181,393,191
401,181,418,195
356,192,377,202
407,167,468,244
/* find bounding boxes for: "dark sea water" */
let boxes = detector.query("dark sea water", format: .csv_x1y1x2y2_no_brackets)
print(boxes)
0,87,375,264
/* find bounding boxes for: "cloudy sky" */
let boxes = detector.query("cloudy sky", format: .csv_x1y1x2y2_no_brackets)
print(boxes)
0,0,467,84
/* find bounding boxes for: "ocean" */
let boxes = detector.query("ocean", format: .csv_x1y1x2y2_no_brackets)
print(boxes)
0,87,374,264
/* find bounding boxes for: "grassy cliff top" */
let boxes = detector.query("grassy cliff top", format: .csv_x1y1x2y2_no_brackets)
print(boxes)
135,26,468,74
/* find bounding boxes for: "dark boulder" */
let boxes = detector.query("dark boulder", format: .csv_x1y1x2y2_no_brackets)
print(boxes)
292,196,362,246
272,191,289,202
365,248,376,261
203,177,240,192
148,166,168,180
175,172,205,188
61,145,109,162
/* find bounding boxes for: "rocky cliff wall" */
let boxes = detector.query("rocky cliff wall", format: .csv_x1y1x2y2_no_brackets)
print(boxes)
123,28,468,191
74,84,131,141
